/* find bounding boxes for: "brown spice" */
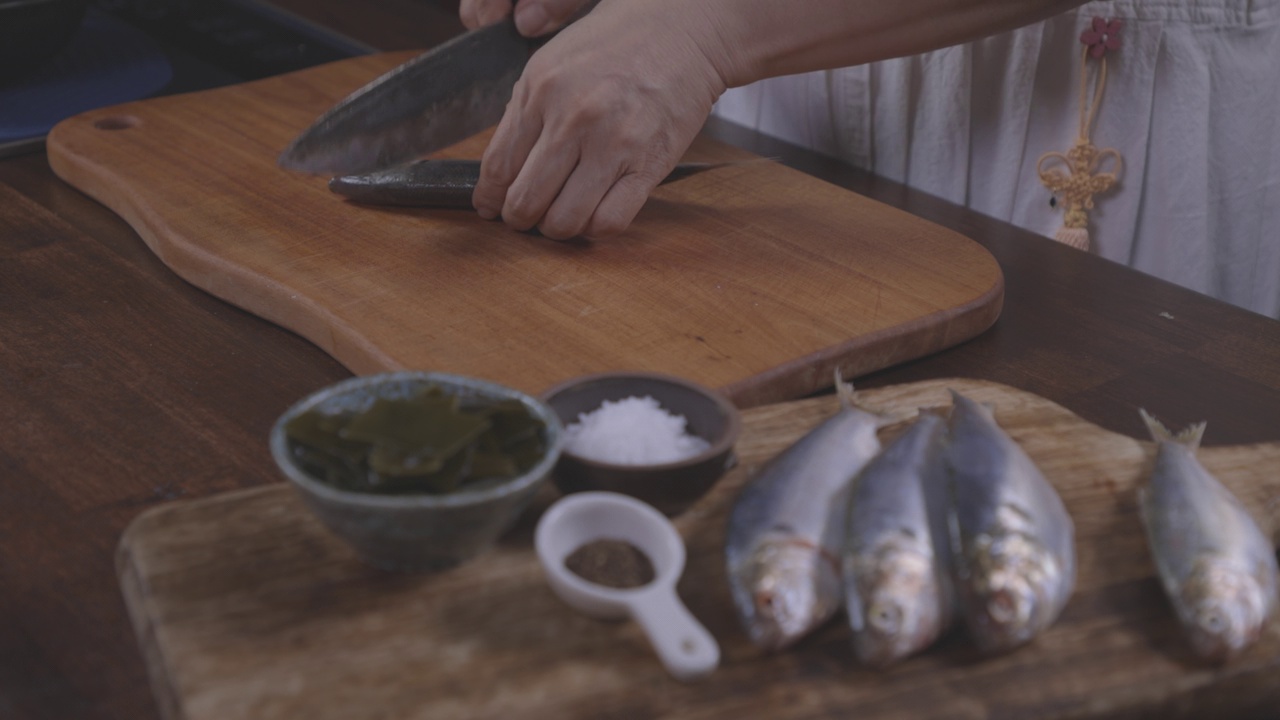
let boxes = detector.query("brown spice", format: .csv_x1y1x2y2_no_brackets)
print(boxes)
564,539,655,589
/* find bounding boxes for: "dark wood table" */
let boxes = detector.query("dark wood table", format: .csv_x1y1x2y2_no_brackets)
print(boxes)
2,3,1278,719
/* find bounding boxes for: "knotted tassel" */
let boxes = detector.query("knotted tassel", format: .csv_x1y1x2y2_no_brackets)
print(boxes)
1054,226,1090,251
1037,17,1124,252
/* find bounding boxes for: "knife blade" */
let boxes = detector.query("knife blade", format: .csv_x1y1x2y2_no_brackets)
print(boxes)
278,18,538,176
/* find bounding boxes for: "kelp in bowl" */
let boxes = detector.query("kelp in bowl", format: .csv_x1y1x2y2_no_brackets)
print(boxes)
270,372,564,572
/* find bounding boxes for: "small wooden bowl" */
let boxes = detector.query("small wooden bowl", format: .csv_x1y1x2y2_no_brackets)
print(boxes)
540,372,741,516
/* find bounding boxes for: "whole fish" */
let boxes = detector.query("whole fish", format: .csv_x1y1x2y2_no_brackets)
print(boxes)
725,373,890,651
945,391,1076,654
328,159,753,209
1137,409,1279,662
843,410,954,667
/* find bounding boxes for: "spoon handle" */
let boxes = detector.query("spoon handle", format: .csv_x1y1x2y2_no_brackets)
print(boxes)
629,588,720,681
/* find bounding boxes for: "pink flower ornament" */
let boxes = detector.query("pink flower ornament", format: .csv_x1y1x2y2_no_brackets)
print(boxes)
1080,17,1122,59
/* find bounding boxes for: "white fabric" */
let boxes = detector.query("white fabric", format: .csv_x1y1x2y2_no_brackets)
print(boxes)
712,0,1280,318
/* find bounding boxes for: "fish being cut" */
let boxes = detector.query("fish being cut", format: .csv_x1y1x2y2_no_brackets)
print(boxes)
945,391,1076,654
725,374,890,651
328,160,750,209
1138,409,1279,662
843,410,954,667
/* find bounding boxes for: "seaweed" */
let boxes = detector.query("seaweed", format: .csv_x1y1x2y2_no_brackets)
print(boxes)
283,384,547,495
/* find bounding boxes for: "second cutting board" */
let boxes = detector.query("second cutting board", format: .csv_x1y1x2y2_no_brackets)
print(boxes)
46,51,1002,406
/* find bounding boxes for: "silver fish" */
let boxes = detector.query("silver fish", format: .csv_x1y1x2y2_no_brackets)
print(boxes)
843,411,954,667
945,391,1076,654
725,373,889,651
328,160,755,208
1138,409,1279,662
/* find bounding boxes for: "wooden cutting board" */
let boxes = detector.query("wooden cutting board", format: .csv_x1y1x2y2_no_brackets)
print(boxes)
45,52,1002,407
116,378,1280,720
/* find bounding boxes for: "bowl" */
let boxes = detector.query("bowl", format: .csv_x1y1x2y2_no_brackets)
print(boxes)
0,0,90,86
539,371,741,515
270,371,564,572
535,491,720,680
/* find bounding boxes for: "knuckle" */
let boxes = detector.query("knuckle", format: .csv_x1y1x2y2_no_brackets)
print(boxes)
503,192,543,230
539,210,586,241
585,211,628,238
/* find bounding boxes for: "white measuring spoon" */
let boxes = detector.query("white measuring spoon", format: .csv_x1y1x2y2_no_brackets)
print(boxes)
535,491,720,681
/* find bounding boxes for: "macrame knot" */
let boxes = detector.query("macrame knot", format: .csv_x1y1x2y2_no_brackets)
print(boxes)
1037,16,1124,253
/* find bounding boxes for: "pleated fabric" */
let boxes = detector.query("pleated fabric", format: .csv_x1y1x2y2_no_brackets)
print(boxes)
712,0,1280,318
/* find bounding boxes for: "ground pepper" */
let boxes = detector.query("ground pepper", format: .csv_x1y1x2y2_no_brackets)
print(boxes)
564,539,655,589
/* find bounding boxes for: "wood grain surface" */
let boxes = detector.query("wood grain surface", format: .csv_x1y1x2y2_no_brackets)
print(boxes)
44,52,1002,408
116,378,1280,720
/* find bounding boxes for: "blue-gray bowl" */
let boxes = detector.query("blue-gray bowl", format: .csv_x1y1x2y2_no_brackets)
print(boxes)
270,371,564,572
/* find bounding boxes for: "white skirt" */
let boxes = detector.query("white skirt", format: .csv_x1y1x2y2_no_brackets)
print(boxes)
713,0,1280,318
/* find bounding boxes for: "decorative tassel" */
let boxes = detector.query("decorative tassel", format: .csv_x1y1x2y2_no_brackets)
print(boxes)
1038,17,1124,252
1054,226,1090,251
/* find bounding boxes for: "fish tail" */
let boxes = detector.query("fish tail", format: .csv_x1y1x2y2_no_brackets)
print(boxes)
835,368,857,409
834,369,896,424
947,389,996,420
1138,408,1206,451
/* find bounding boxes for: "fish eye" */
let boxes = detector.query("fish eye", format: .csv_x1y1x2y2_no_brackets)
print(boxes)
1198,607,1229,635
868,601,903,633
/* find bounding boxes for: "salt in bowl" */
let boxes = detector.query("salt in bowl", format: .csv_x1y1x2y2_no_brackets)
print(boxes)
539,371,741,515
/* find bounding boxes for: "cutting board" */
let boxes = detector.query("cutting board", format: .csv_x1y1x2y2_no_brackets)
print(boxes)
45,52,1002,407
116,378,1280,720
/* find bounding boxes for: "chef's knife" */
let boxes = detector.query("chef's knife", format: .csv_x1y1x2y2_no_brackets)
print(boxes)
278,18,541,176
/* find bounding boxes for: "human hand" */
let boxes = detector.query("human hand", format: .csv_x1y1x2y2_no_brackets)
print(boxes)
460,0,595,36
472,0,732,239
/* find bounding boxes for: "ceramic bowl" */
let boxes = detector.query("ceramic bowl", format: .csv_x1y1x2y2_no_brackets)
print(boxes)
270,371,564,572
540,371,741,515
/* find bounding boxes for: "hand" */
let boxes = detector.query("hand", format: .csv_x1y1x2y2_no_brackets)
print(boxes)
460,0,595,36
472,0,732,239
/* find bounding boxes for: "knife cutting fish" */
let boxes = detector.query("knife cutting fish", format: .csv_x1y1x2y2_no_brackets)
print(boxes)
283,0,1106,241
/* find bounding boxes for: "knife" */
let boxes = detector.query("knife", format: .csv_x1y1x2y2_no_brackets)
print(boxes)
279,18,543,176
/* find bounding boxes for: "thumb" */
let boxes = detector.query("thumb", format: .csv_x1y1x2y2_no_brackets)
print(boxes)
512,0,595,36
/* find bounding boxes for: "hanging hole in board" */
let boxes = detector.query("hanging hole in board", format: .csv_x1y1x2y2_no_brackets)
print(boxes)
94,116,140,131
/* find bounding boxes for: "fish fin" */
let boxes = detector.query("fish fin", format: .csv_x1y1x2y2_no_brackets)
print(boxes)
835,368,856,409
833,369,898,426
947,389,996,420
1138,409,1206,451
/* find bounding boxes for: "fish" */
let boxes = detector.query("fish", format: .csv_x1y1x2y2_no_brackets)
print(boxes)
725,372,891,651
328,159,758,209
944,391,1076,654
843,410,954,667
1137,409,1279,662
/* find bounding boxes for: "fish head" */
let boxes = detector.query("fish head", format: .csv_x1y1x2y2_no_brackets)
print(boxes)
731,537,841,651
1179,557,1271,662
847,544,945,667
962,530,1063,653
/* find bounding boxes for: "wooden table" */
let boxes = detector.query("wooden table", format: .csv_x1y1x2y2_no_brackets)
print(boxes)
2,2,1278,719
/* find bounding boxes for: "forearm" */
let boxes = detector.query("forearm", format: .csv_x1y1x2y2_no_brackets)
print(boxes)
687,0,1088,88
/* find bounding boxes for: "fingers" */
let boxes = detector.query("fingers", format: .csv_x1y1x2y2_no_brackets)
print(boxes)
584,173,654,239
473,89,543,222
459,0,513,30
537,158,624,240
496,137,579,232
512,0,595,36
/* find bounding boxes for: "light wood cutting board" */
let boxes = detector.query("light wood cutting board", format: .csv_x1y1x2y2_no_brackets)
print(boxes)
45,52,1002,407
116,378,1280,720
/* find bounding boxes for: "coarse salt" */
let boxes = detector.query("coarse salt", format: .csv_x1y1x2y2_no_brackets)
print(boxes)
563,396,710,465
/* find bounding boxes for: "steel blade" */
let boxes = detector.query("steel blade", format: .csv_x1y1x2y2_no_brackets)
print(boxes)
279,19,533,176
